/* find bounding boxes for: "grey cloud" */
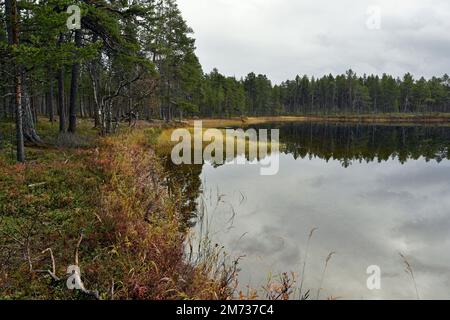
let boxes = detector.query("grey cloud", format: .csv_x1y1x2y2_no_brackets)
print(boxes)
393,213,450,245
359,189,416,202
177,0,450,83
309,175,326,188
378,165,450,188
235,232,301,265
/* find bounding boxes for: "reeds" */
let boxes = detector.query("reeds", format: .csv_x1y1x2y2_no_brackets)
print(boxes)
399,252,420,300
299,227,318,298
316,251,336,300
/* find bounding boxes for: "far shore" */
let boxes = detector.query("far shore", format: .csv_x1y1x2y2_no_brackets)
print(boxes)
186,113,450,127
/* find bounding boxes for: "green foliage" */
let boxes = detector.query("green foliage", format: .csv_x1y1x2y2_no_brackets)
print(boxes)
198,69,450,117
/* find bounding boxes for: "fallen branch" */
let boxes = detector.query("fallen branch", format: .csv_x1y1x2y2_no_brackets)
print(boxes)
74,233,83,266
23,236,60,282
31,234,100,299
34,248,60,281
28,182,47,188
71,233,100,299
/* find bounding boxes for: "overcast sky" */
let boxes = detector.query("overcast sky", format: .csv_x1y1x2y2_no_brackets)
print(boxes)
177,0,450,84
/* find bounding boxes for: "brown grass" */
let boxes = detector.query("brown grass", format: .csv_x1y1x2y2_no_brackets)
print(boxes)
189,113,450,128
64,129,235,299
399,253,420,300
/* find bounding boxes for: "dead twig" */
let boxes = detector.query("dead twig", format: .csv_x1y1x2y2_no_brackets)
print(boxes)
30,233,100,299
28,182,47,188
74,233,83,266
71,233,100,299
34,248,60,281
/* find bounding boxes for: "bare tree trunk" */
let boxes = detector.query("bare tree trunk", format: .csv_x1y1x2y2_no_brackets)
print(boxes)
105,101,112,134
57,69,66,133
14,74,25,161
68,30,81,133
21,76,43,144
88,44,103,130
80,95,85,118
87,95,93,118
30,84,37,124
47,77,54,122
2,9,15,121
89,64,101,129
57,34,66,133
6,0,25,161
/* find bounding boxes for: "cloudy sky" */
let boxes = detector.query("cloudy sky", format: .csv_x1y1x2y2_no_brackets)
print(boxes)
177,0,450,84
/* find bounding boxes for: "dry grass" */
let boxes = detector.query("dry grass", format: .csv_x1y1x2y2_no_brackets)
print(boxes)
299,227,318,299
187,113,450,128
399,253,420,300
66,129,234,299
316,252,336,300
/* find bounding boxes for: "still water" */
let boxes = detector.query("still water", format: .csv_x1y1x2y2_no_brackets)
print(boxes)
164,122,450,299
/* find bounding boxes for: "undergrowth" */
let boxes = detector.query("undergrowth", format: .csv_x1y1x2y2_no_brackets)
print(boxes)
0,119,232,299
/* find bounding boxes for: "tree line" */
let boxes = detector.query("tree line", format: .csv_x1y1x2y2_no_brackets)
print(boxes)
1,1,450,163
200,69,450,117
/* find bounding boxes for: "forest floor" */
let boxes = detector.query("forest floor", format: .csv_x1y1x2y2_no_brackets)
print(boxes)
193,113,450,127
0,119,236,300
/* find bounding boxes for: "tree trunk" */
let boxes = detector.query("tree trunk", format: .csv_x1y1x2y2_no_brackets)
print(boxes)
80,94,85,118
47,77,54,122
57,69,66,133
30,84,37,124
57,34,66,133
68,30,82,133
21,76,43,144
105,101,112,134
14,74,25,161
6,0,25,162
89,66,101,128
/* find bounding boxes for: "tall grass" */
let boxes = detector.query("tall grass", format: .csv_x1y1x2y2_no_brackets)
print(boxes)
316,252,336,300
299,227,318,299
399,253,420,300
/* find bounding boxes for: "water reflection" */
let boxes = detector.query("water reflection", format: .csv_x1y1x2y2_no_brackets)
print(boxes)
161,122,450,299
253,122,450,166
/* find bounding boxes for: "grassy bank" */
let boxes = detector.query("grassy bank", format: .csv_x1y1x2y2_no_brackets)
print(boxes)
0,120,233,300
192,113,450,128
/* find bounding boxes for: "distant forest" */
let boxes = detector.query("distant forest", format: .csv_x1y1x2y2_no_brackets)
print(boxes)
1,1,450,162
202,69,450,116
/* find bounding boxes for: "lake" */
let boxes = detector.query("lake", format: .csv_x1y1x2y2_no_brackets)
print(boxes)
162,122,450,299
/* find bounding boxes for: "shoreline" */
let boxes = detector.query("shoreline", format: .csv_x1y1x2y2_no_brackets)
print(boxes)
188,114,450,127
0,121,232,300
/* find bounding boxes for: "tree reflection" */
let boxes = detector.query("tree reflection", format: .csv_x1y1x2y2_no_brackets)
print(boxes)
159,123,450,224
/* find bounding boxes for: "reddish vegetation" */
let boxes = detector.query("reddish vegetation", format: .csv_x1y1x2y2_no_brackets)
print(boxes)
0,127,230,299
